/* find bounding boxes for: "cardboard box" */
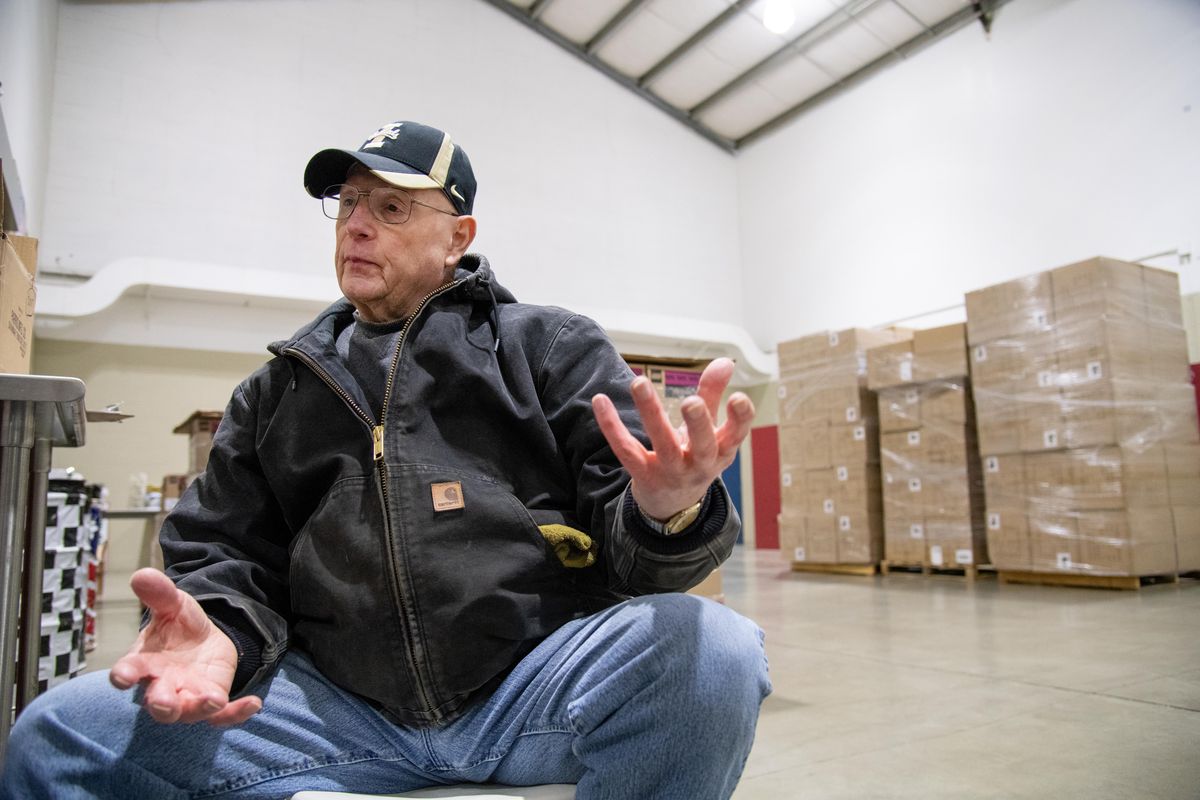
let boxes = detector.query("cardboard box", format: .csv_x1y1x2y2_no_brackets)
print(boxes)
835,510,882,563
0,234,38,374
914,323,968,382
1054,317,1150,387
965,271,1054,346
986,522,1031,571
174,411,223,473
800,419,831,469
830,422,878,466
878,386,921,432
1142,265,1183,328
1029,512,1081,573
982,453,1025,509
1174,506,1200,572
920,381,970,426
805,514,839,563
1076,508,1177,576
779,512,808,564
867,340,915,390
1164,443,1200,506
1050,257,1145,323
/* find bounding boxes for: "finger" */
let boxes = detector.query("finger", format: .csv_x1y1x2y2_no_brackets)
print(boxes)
142,673,183,724
206,696,263,728
110,654,151,690
695,358,735,421
592,394,649,476
130,568,185,620
680,396,718,464
715,393,756,462
630,378,682,465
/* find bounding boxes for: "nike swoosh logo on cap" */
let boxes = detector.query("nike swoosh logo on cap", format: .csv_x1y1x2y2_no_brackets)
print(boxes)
449,184,465,202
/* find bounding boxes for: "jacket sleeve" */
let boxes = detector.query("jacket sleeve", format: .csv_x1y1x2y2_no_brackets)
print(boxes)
158,372,292,692
537,313,741,595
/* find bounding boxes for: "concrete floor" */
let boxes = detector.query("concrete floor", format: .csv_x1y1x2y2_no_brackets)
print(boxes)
86,541,1200,799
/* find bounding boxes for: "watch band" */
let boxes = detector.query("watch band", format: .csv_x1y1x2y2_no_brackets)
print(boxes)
638,499,704,536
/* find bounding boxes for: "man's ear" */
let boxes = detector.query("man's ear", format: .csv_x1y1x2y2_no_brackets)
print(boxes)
445,215,477,267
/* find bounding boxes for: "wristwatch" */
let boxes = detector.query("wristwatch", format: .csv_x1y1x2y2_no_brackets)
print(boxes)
639,499,704,536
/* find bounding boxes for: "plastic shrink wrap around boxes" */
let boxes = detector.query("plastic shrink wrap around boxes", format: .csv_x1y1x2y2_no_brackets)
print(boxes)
965,257,1199,577
777,328,910,565
868,324,988,568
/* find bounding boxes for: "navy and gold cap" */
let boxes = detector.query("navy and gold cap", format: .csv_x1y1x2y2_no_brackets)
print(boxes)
304,121,476,215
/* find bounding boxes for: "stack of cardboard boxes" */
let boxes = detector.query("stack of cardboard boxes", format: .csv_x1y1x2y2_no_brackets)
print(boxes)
966,257,1199,577
867,324,987,569
147,411,224,571
777,328,909,565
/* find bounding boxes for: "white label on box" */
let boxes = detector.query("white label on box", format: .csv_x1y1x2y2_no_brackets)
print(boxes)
794,547,806,562
845,406,858,422
988,512,1001,530
781,472,792,487
955,548,973,565
1056,552,1072,570
1087,361,1103,380
829,331,839,347
910,523,924,539
930,545,944,566
777,385,787,399
907,431,921,446
1043,429,1059,449
899,361,913,382
839,515,851,531
857,355,867,375
985,456,999,473
853,426,865,441
836,466,849,481
1034,310,1048,327
974,345,988,363
909,478,922,493
823,498,835,514
1037,370,1055,388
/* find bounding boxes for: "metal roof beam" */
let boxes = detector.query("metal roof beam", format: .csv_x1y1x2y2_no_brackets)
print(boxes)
690,0,883,116
477,0,735,152
585,0,653,55
737,0,1017,148
637,0,757,88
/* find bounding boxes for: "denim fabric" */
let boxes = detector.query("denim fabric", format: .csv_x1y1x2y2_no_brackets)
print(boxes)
1,594,770,800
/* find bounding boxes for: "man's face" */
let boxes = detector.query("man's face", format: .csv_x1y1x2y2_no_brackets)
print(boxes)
334,168,468,323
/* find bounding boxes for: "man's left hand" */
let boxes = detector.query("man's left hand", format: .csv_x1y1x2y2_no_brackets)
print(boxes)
592,357,756,522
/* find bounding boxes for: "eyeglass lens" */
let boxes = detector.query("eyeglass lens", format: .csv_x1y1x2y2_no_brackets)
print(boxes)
322,185,413,224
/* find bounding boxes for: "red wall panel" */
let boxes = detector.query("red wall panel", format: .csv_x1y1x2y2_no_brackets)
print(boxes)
751,426,780,550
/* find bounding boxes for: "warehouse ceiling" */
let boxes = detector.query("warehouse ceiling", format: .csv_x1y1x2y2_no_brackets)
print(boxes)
479,0,1010,151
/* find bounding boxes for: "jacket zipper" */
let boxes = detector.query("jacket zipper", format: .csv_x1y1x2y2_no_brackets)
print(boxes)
371,279,463,721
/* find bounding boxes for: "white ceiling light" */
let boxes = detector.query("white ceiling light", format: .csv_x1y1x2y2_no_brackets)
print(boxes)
762,0,796,35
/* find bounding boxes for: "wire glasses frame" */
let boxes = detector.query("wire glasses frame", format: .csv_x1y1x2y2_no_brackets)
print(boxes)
321,184,458,225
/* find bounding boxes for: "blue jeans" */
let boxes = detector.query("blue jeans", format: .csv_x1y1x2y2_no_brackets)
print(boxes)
1,594,770,800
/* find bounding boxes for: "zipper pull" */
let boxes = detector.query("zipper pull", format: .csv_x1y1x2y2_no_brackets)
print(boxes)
373,425,384,461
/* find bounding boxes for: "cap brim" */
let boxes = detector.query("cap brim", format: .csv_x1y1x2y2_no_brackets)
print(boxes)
303,149,440,197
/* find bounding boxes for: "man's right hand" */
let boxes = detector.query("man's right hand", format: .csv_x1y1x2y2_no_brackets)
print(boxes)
109,568,262,726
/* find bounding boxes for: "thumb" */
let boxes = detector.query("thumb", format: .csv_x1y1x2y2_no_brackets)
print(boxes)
130,568,187,620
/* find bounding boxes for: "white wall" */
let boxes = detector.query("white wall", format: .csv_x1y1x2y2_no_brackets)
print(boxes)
0,0,60,234
737,0,1200,349
37,0,742,329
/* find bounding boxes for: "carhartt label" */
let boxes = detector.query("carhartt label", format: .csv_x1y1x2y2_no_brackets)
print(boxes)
853,426,865,441
1056,552,1072,570
823,498,835,514
828,331,839,347
836,466,849,481
781,472,793,487
910,523,924,539
899,361,913,382
1043,429,1058,449
907,431,920,446
974,346,987,363
909,478,922,493
1087,361,1103,380
1034,310,1048,327
431,481,465,511
986,456,999,473
845,406,858,422
794,547,806,562
838,515,851,531
988,512,1001,530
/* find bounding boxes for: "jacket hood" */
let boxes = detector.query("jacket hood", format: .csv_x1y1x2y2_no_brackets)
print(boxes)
269,252,515,356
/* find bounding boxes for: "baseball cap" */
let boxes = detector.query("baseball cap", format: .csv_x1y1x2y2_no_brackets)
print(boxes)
303,121,476,215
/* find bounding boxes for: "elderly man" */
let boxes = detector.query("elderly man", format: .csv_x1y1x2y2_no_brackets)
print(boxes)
1,121,770,800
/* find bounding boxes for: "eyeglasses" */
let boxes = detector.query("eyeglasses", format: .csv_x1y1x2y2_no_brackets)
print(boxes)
321,184,458,225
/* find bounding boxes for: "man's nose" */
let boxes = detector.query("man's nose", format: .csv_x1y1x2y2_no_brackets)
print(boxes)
344,197,376,235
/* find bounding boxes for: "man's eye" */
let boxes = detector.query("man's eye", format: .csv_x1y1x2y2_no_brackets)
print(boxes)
339,196,356,209
382,201,404,215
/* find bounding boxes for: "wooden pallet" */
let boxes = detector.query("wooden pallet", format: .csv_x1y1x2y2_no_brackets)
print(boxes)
881,560,992,580
998,570,1181,591
789,561,878,577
